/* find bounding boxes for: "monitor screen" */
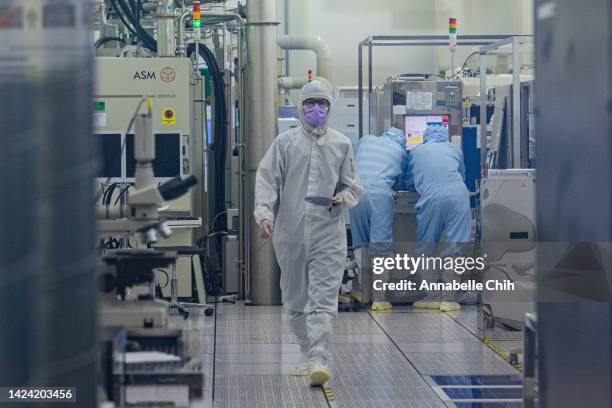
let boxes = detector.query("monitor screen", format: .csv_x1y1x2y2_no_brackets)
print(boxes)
126,133,181,178
404,114,449,151
94,133,122,178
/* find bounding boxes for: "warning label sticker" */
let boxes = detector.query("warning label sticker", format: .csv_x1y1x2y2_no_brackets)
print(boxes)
162,108,176,125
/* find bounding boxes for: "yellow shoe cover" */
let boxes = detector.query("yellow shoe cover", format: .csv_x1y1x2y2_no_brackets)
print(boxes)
289,359,309,376
440,302,461,312
413,300,441,309
289,367,309,376
309,366,330,386
371,301,393,311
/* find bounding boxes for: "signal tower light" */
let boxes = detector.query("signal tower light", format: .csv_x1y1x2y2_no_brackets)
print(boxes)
193,1,201,29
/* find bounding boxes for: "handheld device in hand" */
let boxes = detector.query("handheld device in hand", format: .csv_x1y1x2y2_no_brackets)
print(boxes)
305,196,333,207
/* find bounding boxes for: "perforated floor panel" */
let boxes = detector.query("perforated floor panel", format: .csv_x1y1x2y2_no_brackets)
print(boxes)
447,403,522,408
331,386,446,405
213,385,329,407
336,400,447,408
168,301,521,407
409,360,519,375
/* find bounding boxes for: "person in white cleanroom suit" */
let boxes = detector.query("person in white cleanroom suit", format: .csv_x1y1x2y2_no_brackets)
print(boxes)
254,80,363,386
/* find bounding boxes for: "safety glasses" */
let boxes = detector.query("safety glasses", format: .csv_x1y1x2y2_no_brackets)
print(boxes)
303,98,331,110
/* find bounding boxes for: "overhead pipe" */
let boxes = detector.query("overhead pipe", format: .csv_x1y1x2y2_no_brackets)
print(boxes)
283,0,290,76
177,10,191,56
278,76,333,91
277,34,333,86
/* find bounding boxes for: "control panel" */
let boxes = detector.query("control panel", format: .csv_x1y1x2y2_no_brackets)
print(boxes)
383,80,463,141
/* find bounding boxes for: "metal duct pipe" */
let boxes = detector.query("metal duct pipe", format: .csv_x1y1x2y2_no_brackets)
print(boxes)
278,76,333,90
283,0,290,75
277,34,333,85
246,0,280,305
156,0,176,56
0,0,97,404
178,10,191,56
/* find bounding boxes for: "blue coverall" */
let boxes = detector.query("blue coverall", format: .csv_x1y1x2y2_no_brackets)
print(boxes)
407,125,471,253
349,127,410,252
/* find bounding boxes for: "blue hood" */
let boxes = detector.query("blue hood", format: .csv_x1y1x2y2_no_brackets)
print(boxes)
383,127,406,149
423,125,449,143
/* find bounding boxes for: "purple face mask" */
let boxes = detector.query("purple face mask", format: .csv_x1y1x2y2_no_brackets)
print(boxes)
303,103,328,127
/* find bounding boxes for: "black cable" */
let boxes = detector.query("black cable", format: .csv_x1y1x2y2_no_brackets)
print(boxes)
104,237,120,250
137,0,142,29
187,43,229,234
187,43,229,287
97,183,106,202
209,210,227,232
105,183,118,206
195,232,225,296
116,0,157,51
102,182,115,205
101,183,109,203
101,184,109,205
109,0,138,38
156,269,170,288
460,51,480,74
112,185,126,206
113,184,132,206
95,36,126,48
116,0,142,34
196,234,208,250
111,0,149,50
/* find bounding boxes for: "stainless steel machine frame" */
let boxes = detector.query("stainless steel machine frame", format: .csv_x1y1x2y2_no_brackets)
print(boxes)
475,38,535,342
357,35,517,138
479,36,534,169
486,79,535,170
95,57,198,298
376,79,464,142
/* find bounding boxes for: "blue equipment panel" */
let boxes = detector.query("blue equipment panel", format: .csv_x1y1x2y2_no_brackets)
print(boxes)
431,375,522,386
462,126,480,208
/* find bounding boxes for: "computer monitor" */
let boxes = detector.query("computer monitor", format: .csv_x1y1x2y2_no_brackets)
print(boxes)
125,133,182,179
404,114,450,151
94,133,122,178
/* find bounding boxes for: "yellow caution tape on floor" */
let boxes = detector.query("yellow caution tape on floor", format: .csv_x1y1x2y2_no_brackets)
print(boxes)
482,337,523,372
322,384,336,401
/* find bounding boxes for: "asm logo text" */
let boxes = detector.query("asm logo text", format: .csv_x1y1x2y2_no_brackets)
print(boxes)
133,71,156,80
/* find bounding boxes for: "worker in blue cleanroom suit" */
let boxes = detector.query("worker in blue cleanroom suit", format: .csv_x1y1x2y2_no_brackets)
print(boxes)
407,124,471,312
349,127,411,312
254,80,363,386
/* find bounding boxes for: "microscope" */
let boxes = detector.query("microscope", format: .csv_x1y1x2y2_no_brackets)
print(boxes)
97,101,197,328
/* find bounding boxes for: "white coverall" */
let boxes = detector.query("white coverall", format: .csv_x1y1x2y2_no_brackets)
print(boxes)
254,81,363,367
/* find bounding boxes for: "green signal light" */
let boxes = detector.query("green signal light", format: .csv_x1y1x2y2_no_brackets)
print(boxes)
193,19,201,28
